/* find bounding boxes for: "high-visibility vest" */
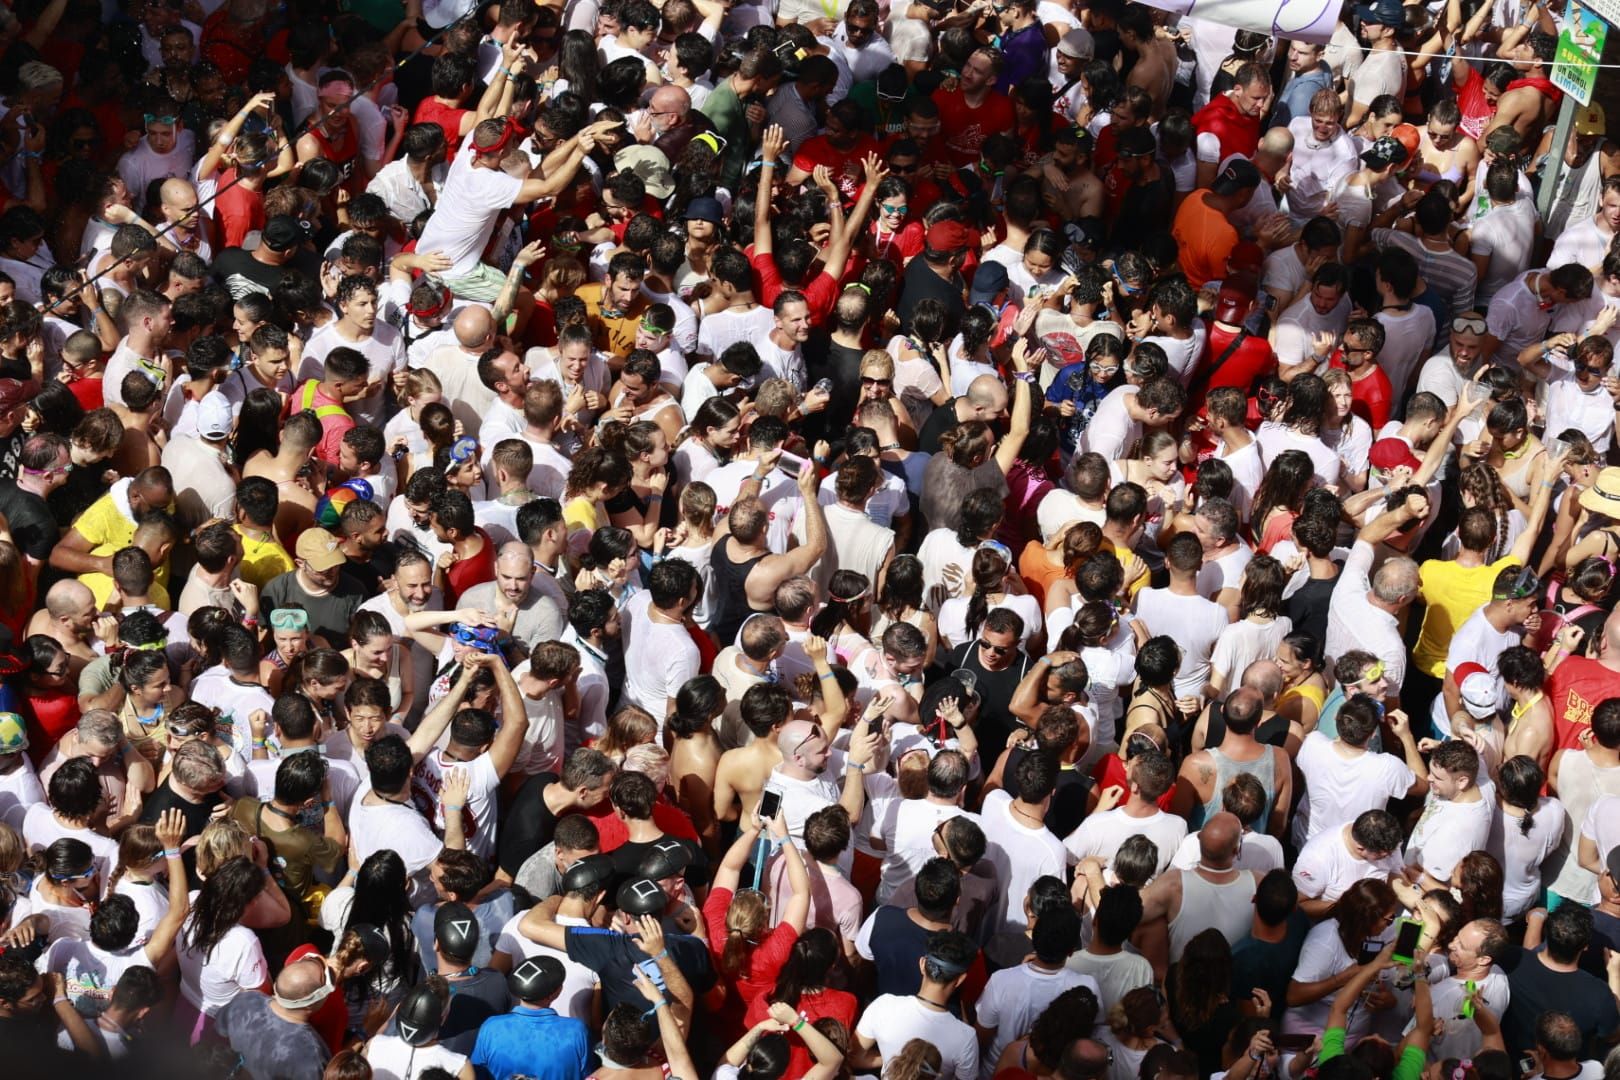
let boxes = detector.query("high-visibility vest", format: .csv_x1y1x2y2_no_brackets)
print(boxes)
297,380,349,422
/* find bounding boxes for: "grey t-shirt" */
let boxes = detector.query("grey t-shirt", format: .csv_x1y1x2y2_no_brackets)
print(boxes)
456,582,566,649
260,572,364,647
217,989,330,1080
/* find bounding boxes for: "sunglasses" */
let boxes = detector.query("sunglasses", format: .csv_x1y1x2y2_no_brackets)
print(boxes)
861,375,892,386
879,203,908,215
977,638,1013,656
1495,565,1540,600
1579,364,1609,377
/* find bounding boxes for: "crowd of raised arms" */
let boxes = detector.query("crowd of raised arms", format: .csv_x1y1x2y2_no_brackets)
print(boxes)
7,0,1620,1078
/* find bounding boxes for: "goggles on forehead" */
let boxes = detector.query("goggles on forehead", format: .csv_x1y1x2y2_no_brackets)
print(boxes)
270,608,310,632
449,435,480,465
144,113,178,126
273,958,336,1010
1494,565,1540,601
450,623,503,652
1452,315,1487,335
1352,661,1386,686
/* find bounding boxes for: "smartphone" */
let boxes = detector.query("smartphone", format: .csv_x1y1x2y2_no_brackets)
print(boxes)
1275,1034,1315,1053
758,788,782,821
636,958,666,991
777,451,806,478
1391,916,1424,965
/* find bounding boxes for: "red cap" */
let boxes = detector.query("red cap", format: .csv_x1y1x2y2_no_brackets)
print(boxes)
1369,438,1422,472
1229,242,1265,273
926,220,975,254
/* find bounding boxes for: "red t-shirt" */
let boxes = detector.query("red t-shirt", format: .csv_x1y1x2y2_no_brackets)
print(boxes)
1456,66,1495,140
1329,356,1395,430
1545,655,1620,750
444,529,496,605
743,986,859,1080
65,375,104,412
931,88,1016,167
1090,754,1178,811
704,886,798,1039
413,97,471,144
752,252,838,325
214,169,266,251
792,134,881,204
1192,325,1277,406
25,690,80,766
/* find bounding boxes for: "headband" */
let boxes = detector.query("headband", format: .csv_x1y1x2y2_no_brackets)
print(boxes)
273,960,336,1009
408,282,452,319
473,116,523,157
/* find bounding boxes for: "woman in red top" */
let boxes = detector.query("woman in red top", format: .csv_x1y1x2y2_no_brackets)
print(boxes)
743,928,858,1080
702,815,811,1042
283,926,388,1052
728,994,850,1080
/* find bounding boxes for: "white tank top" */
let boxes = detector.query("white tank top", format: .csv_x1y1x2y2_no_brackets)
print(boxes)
1168,868,1257,961
1547,750,1620,904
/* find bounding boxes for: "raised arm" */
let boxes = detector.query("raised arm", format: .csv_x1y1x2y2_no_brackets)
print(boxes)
756,125,787,258
485,651,533,779
406,653,482,763
993,343,1038,473
769,811,812,932
441,767,470,851
143,809,191,965
712,818,765,893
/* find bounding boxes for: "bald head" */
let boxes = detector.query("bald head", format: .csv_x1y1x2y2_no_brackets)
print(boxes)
496,541,532,572
45,580,94,620
1240,660,1284,705
160,178,199,215
649,84,690,119
1259,126,1294,157
275,958,327,999
1197,812,1242,867
455,306,496,349
965,374,1008,414
1059,1039,1112,1080
776,718,818,756
1222,687,1264,736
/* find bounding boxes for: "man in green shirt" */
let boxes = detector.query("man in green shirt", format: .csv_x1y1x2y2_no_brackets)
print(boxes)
699,47,782,191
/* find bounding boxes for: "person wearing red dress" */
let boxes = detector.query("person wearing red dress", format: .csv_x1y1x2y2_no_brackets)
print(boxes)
703,817,812,1043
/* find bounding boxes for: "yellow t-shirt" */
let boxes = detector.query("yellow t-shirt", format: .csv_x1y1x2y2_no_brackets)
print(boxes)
1103,539,1149,599
1412,555,1520,677
237,526,294,589
563,496,604,555
72,491,171,601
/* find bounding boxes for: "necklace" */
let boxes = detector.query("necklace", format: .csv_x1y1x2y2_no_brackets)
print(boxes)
913,994,946,1011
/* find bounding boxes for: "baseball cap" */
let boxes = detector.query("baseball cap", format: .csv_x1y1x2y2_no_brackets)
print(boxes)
615,145,675,201
0,379,39,413
1056,27,1096,59
1361,135,1408,169
1391,123,1421,163
295,527,346,571
561,853,617,895
969,261,1010,306
1357,0,1404,26
684,196,724,225
617,877,667,916
263,215,309,253
1214,281,1255,325
1369,438,1422,472
638,838,694,881
1575,104,1606,136
1115,126,1156,159
197,393,233,440
508,956,566,1003
1454,663,1498,720
0,712,27,753
434,901,480,962
926,220,975,254
1211,158,1261,196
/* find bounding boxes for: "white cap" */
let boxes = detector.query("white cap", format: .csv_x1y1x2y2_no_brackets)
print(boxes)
422,0,476,28
197,393,234,441
1458,671,1498,720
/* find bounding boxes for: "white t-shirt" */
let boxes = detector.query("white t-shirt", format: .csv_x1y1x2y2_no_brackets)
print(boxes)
1080,385,1140,460
1035,490,1106,545
1543,361,1620,454
1290,824,1405,903
621,589,701,724
1210,617,1292,690
1352,48,1405,106
42,937,153,1016
415,144,525,277
365,1034,469,1080
1282,918,1391,1039
22,806,119,882
855,993,979,1080
697,306,776,362
300,320,407,427
1133,588,1230,698
177,921,268,1015
1292,732,1416,847
1170,829,1283,873
1374,305,1438,397
937,593,1043,651
492,912,598,1018
877,800,979,905
1406,787,1495,882
1471,198,1540,305
1256,422,1342,486
0,756,43,831
1063,806,1187,875
411,749,502,860
705,462,803,555
1488,795,1566,917
980,790,1069,936
349,798,444,907
975,963,1099,1079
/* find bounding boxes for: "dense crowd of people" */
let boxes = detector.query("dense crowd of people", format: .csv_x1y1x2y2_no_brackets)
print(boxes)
2,0,1620,1079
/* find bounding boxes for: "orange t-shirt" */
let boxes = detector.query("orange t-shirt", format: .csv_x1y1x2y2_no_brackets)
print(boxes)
1171,190,1239,288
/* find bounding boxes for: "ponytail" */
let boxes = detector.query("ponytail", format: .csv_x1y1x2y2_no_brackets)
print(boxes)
107,824,162,896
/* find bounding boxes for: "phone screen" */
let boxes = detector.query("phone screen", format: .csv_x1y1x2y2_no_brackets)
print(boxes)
758,789,782,821
1275,1034,1315,1053
1391,917,1423,964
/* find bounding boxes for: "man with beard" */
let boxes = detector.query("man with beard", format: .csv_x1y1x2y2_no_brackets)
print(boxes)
0,953,100,1056
1108,127,1173,251
933,48,1014,168
261,527,365,646
512,640,583,786
786,101,880,202
300,276,404,427
460,542,566,651
559,589,620,754
359,547,439,725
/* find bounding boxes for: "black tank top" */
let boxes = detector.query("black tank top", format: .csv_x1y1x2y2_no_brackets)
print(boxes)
708,536,768,646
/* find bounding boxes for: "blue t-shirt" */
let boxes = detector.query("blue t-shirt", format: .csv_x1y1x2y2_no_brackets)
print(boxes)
1045,362,1114,455
471,1006,591,1080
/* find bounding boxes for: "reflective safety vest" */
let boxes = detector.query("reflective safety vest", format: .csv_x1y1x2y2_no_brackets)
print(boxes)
297,379,349,422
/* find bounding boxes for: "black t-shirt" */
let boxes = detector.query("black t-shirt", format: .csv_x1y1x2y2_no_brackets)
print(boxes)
1001,745,1091,838
943,641,1032,762
260,571,364,651
916,398,964,455
608,833,710,892
869,904,939,999
338,541,401,598
896,255,965,339
1504,949,1620,1057
498,773,563,878
395,969,512,1055
1114,175,1175,251
0,483,58,562
564,926,714,1011
140,780,225,887
1285,574,1337,647
213,246,321,299
803,335,866,443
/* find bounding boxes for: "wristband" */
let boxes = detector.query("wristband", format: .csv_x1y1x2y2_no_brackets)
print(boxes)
163,848,183,859
253,739,267,749
53,996,69,1006
444,803,464,810
846,760,867,770
793,1018,808,1032
656,948,669,959
818,671,835,680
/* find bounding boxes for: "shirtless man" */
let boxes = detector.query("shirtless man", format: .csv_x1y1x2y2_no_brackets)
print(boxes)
1036,129,1104,222
107,371,165,475
243,410,323,547
1485,31,1561,151
711,682,791,824
1119,6,1177,116
25,580,110,674
1414,100,1481,199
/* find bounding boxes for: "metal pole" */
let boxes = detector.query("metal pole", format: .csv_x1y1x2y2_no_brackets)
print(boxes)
1536,91,1577,222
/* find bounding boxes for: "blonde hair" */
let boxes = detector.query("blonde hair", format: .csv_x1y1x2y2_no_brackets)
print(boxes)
680,482,716,530
541,254,588,296
0,822,24,877
621,743,671,790
403,368,442,402
194,817,251,879
721,888,769,975
860,349,895,379
885,1040,943,1080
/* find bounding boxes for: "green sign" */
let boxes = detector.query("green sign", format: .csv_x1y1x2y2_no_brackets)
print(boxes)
1553,0,1608,106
